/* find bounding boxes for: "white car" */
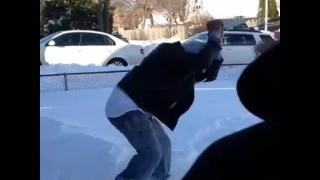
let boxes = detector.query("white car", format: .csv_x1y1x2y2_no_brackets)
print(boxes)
182,30,274,64
40,30,145,66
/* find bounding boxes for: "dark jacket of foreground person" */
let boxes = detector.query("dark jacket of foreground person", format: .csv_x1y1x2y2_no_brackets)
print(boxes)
118,40,222,130
183,42,289,180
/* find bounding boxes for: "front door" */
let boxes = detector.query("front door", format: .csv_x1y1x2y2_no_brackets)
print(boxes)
44,33,82,65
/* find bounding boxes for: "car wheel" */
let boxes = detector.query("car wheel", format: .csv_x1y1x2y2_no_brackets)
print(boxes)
107,58,128,67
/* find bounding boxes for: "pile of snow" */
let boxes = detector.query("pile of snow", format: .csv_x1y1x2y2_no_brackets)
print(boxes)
129,40,152,46
40,83,260,180
129,36,182,46
130,36,183,56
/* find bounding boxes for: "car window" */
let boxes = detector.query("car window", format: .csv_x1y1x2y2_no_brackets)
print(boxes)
53,33,81,46
183,32,208,44
224,34,256,46
104,36,116,45
80,33,114,46
196,33,208,42
40,31,61,44
259,35,275,43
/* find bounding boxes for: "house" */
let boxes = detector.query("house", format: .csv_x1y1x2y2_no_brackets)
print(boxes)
189,0,205,13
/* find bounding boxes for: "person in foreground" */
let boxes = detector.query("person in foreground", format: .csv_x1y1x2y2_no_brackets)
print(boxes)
182,42,289,180
105,20,224,180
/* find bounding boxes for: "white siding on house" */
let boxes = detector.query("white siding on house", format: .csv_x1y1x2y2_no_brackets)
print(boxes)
189,0,204,12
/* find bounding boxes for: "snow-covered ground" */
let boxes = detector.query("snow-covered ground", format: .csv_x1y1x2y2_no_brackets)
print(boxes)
40,65,258,180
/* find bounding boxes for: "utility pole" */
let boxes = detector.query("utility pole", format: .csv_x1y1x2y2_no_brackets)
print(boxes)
264,0,268,31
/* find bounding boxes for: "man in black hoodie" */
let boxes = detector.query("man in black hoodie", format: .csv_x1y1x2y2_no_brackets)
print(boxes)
105,20,224,180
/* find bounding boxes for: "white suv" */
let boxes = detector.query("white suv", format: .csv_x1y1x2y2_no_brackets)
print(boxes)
183,30,274,64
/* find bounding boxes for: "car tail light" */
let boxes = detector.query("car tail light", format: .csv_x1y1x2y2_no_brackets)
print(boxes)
140,48,144,55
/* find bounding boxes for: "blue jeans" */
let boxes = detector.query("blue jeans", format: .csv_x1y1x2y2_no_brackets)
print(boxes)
108,110,171,180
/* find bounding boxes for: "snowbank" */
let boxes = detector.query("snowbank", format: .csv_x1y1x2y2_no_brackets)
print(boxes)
129,36,182,46
130,36,182,56
40,86,260,180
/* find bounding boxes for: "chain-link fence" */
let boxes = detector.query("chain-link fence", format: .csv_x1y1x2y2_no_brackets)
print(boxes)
40,64,247,93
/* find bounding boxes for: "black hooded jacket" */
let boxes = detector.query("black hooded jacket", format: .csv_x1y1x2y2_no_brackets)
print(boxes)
117,40,222,130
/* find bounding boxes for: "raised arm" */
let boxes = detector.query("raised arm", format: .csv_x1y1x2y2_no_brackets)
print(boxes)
181,20,224,72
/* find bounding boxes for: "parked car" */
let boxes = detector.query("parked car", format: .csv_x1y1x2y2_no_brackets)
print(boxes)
182,30,274,64
40,30,145,66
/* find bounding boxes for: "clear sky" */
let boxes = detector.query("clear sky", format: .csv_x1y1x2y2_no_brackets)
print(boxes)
203,0,260,18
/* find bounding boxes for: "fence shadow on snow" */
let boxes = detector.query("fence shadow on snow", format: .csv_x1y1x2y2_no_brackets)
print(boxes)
40,64,247,93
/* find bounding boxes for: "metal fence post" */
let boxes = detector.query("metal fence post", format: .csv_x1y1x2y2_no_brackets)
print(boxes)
63,73,69,91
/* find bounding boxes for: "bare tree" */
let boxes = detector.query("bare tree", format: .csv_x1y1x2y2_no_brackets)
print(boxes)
113,1,140,30
186,12,213,36
154,0,189,25
112,0,143,29
40,0,45,34
136,0,157,28
103,0,110,32
111,0,133,10
116,0,136,8
96,0,104,31
115,0,158,29
177,0,189,23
